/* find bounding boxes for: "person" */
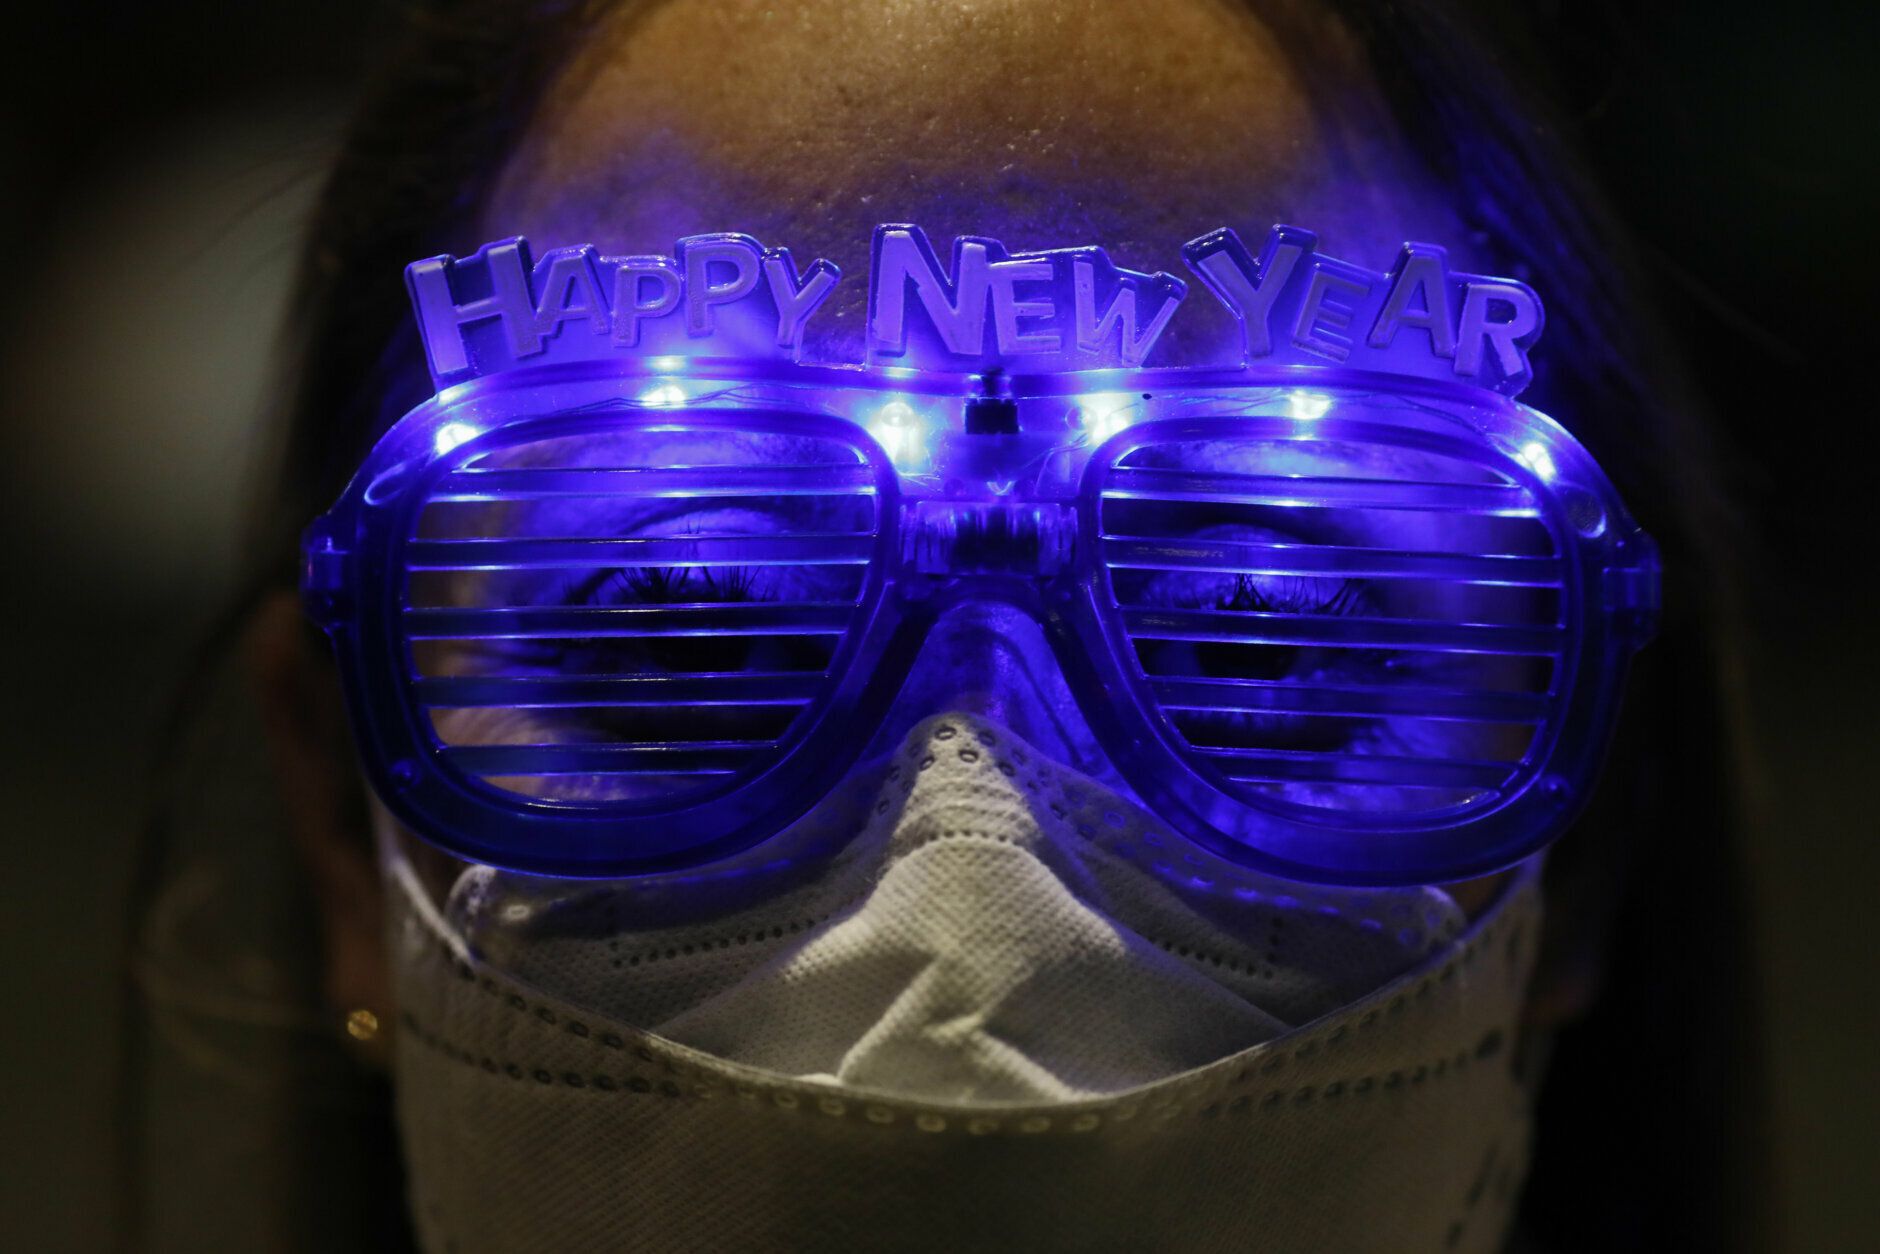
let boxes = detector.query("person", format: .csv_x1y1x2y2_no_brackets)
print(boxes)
125,1,1770,1251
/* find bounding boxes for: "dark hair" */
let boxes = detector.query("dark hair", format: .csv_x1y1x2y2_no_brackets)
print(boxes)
205,1,1772,1249
249,0,620,583
1292,9,1770,1252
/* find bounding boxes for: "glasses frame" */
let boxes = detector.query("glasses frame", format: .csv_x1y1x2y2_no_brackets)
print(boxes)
305,359,1658,885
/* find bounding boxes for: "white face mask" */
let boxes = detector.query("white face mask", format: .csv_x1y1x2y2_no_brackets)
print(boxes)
385,713,1542,1253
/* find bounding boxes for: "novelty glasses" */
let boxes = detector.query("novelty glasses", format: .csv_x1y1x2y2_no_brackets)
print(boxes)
303,224,1659,885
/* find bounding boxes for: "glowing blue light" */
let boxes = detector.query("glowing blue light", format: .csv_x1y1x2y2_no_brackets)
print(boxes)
311,220,1661,887
1286,390,1332,420
1517,440,1557,482
867,400,930,471
1077,392,1135,444
433,422,480,455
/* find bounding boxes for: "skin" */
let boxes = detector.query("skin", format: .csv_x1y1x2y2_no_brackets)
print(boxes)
253,0,1542,1065
487,0,1474,365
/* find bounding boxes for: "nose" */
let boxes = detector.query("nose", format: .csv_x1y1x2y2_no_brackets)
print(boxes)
861,601,1112,779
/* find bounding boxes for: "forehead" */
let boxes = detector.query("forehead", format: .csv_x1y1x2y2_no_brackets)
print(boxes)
482,0,1472,366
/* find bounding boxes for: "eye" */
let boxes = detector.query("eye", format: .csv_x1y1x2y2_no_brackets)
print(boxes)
1138,561,1371,682
549,543,846,678
1118,526,1387,753
403,423,881,804
1098,429,1561,813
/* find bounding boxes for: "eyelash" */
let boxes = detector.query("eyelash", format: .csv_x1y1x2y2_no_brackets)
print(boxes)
1175,573,1368,617
571,564,775,606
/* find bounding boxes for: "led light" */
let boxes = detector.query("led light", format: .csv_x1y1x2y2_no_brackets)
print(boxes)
433,421,479,455
312,221,1662,887
1286,390,1332,420
874,400,916,429
867,400,929,471
1077,392,1136,444
1516,440,1557,482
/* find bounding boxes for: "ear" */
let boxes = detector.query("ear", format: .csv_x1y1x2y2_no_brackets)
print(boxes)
244,589,394,1065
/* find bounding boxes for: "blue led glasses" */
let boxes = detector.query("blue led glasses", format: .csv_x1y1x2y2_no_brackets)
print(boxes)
303,224,1659,885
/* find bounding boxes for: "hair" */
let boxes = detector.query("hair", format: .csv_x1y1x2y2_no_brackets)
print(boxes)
142,1,1772,1250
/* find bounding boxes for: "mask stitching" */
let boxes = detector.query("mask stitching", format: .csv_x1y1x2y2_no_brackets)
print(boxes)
725,817,1403,988
426,879,1517,1057
1141,925,1283,980
1438,1137,1525,1254
428,880,1518,1060
398,1000,1516,1137
403,884,1530,1124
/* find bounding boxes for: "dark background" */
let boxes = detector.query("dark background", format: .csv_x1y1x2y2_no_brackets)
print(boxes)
1,2,1873,1249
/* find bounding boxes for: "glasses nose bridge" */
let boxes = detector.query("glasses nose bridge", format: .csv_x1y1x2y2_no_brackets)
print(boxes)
880,492,1102,706
897,498,1082,580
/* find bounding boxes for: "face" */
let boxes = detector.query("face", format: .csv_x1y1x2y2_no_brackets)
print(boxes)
460,0,1512,875
244,13,1621,1249
269,0,1550,1068
487,0,1472,356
